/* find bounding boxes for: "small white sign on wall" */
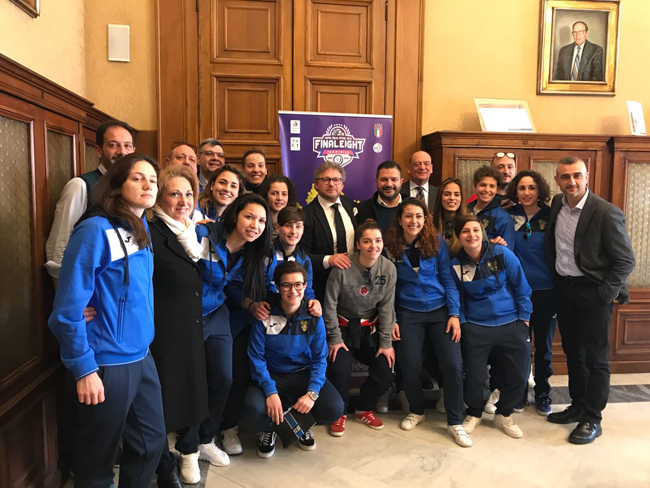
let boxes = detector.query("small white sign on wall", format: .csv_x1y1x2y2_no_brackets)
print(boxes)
108,24,130,63
627,101,647,136
475,98,535,133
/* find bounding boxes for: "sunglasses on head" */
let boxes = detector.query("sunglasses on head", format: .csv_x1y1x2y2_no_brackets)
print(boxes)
494,152,515,159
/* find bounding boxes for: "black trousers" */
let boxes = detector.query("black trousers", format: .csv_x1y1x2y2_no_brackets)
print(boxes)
221,324,252,431
554,278,612,422
530,289,557,398
244,369,344,432
74,353,166,488
396,308,464,424
326,328,393,412
462,321,531,418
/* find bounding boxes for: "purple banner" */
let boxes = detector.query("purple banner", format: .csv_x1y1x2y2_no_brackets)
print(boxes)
279,111,393,204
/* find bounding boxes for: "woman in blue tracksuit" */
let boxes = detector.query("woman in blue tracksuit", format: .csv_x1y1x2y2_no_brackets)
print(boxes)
245,261,343,458
451,213,532,440
507,171,557,416
467,166,515,248
48,154,166,488
189,192,271,467
385,198,470,447
194,164,245,221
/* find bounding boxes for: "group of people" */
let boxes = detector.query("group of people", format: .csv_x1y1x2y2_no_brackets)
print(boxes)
46,120,635,488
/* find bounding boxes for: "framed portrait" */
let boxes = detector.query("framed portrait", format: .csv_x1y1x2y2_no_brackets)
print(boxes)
9,0,40,18
537,0,620,95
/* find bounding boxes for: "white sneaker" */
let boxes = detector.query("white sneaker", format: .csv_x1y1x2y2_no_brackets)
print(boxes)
220,426,243,455
435,388,446,414
494,414,523,438
528,368,535,390
396,390,410,414
375,391,389,414
198,440,230,466
484,389,500,414
462,415,481,434
447,424,472,447
400,413,425,431
179,452,201,484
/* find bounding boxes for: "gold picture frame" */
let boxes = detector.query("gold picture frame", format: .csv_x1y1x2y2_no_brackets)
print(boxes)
9,0,40,18
537,0,620,96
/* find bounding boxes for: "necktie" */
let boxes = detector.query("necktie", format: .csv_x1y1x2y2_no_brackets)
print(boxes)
571,46,581,81
415,186,425,201
333,203,347,254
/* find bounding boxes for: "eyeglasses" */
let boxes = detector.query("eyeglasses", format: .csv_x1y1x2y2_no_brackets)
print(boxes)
572,30,586,35
171,141,198,153
494,152,515,159
362,270,374,293
279,282,305,292
200,150,225,158
523,221,531,241
318,177,343,185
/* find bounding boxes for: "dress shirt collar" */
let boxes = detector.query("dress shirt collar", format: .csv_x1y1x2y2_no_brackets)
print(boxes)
98,163,107,175
410,180,428,193
377,193,401,207
561,188,589,210
317,193,342,210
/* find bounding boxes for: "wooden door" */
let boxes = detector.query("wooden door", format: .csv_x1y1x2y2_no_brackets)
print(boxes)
293,0,387,114
198,0,293,173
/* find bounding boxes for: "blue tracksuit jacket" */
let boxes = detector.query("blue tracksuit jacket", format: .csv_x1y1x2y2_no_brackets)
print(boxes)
509,204,554,290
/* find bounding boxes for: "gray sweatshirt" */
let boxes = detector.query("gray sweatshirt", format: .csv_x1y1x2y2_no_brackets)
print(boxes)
323,252,396,349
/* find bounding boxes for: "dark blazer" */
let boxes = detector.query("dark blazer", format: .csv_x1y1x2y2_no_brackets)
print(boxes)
545,191,635,304
400,182,438,210
554,40,604,82
356,192,400,234
299,194,358,302
149,218,209,432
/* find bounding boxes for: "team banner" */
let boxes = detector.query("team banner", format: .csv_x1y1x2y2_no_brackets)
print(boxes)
279,111,393,204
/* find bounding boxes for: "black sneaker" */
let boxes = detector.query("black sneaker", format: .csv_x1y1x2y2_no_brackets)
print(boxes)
298,429,316,451
257,432,276,459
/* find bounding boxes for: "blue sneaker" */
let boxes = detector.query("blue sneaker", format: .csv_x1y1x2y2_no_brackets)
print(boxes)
536,394,552,416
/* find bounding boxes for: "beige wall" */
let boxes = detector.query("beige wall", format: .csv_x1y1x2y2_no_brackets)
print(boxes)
0,0,86,96
422,1,650,135
84,1,157,130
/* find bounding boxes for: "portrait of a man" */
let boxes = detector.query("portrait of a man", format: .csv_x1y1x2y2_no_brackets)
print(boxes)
554,21,604,82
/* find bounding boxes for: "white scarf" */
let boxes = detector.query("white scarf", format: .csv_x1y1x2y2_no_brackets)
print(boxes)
153,206,203,262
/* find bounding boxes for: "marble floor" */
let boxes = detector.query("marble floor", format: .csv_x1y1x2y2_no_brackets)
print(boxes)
67,374,650,488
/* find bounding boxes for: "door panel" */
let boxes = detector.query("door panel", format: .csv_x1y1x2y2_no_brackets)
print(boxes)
294,0,386,114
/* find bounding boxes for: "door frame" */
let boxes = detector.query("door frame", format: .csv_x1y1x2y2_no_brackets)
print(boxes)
155,0,425,170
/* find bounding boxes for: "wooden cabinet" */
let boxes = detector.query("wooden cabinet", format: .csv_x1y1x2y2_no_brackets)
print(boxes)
422,130,650,374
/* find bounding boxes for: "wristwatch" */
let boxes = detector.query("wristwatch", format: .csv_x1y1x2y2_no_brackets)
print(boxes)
307,390,319,401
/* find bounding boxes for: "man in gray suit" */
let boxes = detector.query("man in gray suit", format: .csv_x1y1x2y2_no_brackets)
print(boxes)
400,151,438,209
554,21,604,82
545,157,634,444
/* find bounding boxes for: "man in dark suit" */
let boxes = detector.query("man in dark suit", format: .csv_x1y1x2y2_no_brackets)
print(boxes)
356,160,403,233
300,162,358,302
554,21,604,82
400,151,438,209
545,156,634,444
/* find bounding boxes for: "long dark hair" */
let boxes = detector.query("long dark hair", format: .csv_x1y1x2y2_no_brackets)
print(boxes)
221,193,271,302
385,197,439,259
432,178,466,258
94,153,159,249
198,164,245,216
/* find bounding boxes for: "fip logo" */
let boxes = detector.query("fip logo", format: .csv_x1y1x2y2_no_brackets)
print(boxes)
313,124,365,167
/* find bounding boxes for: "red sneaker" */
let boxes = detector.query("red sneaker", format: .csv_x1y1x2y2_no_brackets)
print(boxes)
355,410,384,430
330,415,347,437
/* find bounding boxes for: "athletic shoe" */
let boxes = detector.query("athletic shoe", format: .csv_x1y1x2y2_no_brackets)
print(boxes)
447,424,472,447
329,415,346,437
257,432,276,459
355,410,384,430
494,414,523,438
178,452,200,485
375,391,389,414
536,394,552,416
462,415,481,434
220,426,243,455
396,390,410,414
298,429,316,451
400,413,425,431
484,389,500,414
198,440,230,466
436,387,446,414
